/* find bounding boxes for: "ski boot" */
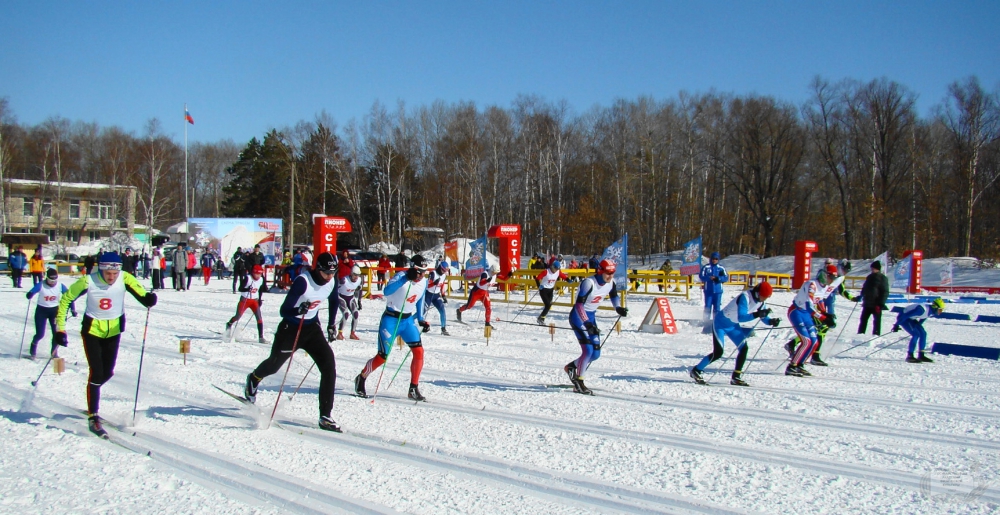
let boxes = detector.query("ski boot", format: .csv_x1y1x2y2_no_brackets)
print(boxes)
809,355,829,367
690,367,707,385
455,308,463,322
797,365,812,377
440,327,450,336
408,383,426,402
784,340,796,359
905,354,921,363
730,372,749,387
354,374,367,398
244,374,258,403
326,326,336,342
258,336,267,344
336,331,345,341
484,322,492,328
88,415,109,439
574,377,594,395
785,364,804,377
564,362,579,387
224,322,234,342
319,416,342,432
349,332,360,340
537,316,545,326
918,352,934,363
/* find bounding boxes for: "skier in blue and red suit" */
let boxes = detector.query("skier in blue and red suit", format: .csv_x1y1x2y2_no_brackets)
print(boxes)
785,274,834,377
563,259,628,395
699,251,728,324
690,281,779,387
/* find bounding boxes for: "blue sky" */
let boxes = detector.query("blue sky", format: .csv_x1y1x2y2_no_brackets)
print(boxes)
2,1,998,144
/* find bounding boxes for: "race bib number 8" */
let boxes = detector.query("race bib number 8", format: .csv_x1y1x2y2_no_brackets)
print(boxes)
99,298,113,310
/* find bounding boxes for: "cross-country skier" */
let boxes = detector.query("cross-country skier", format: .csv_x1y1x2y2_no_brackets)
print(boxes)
786,264,856,366
892,297,945,363
25,269,77,359
329,265,364,341
456,266,496,327
784,272,834,377
243,252,341,432
536,260,569,325
55,252,157,438
563,259,628,395
819,262,858,318
424,262,450,335
354,262,430,401
690,281,779,386
699,252,728,324
225,265,267,343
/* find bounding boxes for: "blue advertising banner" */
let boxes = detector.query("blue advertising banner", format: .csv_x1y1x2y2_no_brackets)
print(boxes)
892,255,912,290
464,234,489,279
680,236,702,276
187,218,283,265
601,234,628,291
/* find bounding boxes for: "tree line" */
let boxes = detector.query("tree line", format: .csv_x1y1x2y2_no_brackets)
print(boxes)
2,75,998,261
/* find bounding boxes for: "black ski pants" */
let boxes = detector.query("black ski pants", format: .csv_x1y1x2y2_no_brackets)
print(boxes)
82,332,122,415
857,305,882,336
705,333,748,374
539,288,555,318
252,320,336,418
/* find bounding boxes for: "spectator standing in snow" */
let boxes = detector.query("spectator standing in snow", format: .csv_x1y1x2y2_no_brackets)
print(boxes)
699,252,728,324
857,261,890,336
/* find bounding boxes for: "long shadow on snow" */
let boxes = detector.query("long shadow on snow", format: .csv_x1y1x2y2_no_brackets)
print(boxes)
145,404,242,421
426,379,547,393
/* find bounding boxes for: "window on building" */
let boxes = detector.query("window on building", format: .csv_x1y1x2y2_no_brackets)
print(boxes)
44,229,57,241
90,201,111,219
66,230,80,243
22,198,34,216
41,200,53,218
88,230,101,241
69,200,81,219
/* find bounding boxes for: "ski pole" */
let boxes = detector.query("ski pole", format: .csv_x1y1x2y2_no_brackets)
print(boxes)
864,335,909,359
599,315,622,348
833,333,888,358
707,347,737,384
740,326,775,377
18,297,33,359
826,301,860,357
30,356,54,387
267,314,307,428
387,349,412,389
509,290,540,323
131,308,152,426
288,362,316,402
369,280,413,404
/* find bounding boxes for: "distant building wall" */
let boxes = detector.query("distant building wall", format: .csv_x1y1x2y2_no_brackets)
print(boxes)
2,179,137,247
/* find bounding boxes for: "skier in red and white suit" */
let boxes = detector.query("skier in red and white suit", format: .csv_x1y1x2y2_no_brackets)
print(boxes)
456,267,495,327
226,265,267,343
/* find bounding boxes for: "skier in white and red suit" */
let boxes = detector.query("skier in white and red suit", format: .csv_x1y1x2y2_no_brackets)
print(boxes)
225,265,268,343
563,259,628,394
456,266,496,327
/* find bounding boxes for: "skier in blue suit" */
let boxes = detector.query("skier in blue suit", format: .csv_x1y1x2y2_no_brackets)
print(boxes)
892,298,944,363
690,281,779,386
699,251,728,324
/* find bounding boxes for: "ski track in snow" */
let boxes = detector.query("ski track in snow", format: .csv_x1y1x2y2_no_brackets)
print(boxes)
0,282,998,514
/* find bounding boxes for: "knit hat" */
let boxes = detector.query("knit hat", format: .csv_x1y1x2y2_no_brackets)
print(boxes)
98,252,123,271
871,261,882,270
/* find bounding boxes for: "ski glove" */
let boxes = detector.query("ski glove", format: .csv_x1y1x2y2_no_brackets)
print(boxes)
297,302,311,315
615,306,628,317
892,324,901,332
25,292,32,300
71,310,78,318
753,308,772,319
852,295,861,303
584,322,600,337
327,326,336,342
140,292,157,308
53,332,68,347
712,277,720,283
769,318,781,327
420,320,431,333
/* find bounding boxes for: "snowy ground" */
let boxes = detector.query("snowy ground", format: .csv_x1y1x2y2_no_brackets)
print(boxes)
1,275,998,514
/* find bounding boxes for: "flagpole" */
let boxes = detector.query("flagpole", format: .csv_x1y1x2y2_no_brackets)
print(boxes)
184,103,189,220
